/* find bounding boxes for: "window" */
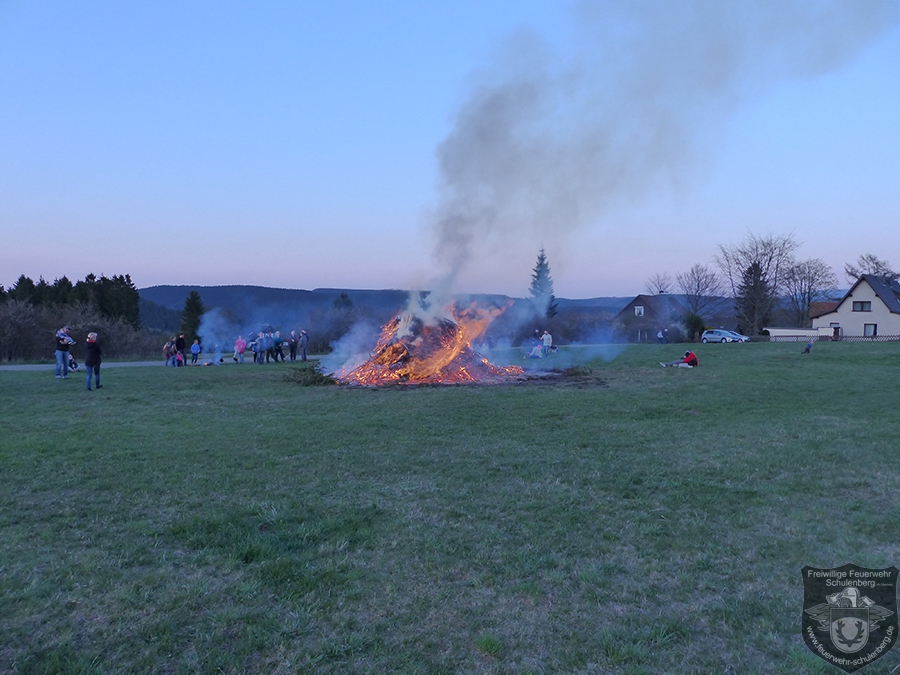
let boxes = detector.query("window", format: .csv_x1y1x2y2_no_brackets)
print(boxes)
634,306,644,317
864,324,877,337
852,301,872,312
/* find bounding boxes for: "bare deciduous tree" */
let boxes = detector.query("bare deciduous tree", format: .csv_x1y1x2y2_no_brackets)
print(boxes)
784,258,838,328
644,272,672,295
844,254,897,284
676,264,723,316
715,233,799,335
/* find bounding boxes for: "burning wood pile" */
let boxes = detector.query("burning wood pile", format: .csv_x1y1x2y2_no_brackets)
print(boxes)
335,302,524,386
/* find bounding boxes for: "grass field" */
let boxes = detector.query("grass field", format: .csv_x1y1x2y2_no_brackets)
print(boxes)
2,341,899,674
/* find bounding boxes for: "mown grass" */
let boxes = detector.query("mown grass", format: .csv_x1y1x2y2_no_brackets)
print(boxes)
1,341,899,674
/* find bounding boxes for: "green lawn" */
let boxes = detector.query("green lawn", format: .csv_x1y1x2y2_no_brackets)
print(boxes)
2,342,899,674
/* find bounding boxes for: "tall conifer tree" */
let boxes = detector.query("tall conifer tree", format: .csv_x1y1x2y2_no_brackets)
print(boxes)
529,248,558,319
181,290,206,344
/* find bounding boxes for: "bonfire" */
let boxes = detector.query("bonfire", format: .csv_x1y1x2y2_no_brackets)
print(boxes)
335,302,524,386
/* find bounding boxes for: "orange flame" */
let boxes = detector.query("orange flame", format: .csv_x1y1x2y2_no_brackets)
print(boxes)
336,302,524,386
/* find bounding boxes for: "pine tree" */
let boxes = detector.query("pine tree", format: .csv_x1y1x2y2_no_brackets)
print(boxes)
8,275,36,303
735,261,772,336
181,291,206,344
95,274,141,328
529,248,558,319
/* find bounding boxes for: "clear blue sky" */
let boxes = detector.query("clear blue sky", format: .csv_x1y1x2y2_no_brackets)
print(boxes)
2,1,898,298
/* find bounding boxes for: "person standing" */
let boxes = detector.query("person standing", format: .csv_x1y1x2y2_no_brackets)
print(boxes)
541,330,553,357
299,330,309,362
250,333,262,363
84,331,102,390
234,335,247,363
274,331,286,362
288,331,299,361
54,326,76,379
190,339,201,364
163,338,173,366
264,331,276,363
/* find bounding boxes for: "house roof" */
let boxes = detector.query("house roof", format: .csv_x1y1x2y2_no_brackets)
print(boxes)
809,301,839,320
867,275,900,314
614,293,688,321
818,274,900,318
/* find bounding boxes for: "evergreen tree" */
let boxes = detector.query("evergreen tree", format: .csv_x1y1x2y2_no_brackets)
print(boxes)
96,274,140,328
74,273,99,307
683,312,706,341
8,275,35,303
51,276,76,306
180,291,206,344
529,247,558,319
33,277,53,306
735,261,772,336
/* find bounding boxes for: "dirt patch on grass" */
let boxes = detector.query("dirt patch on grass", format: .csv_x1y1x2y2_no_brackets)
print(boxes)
518,367,609,389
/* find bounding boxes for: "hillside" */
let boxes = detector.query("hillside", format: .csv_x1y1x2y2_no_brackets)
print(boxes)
138,285,632,333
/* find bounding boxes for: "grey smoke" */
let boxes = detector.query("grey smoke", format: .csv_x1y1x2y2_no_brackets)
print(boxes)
431,0,898,287
318,320,382,375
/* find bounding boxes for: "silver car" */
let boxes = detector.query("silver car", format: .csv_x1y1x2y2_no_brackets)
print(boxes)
701,329,734,343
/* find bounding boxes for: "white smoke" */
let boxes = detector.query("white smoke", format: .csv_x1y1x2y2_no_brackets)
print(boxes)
430,0,899,289
197,308,237,355
318,320,383,375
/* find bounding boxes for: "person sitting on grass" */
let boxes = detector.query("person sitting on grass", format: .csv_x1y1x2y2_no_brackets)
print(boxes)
661,350,699,368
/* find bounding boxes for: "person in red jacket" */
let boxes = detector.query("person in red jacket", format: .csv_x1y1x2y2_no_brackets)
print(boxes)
661,350,699,368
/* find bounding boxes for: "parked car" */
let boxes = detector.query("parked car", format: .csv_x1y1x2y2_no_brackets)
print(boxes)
727,331,750,343
701,329,734,343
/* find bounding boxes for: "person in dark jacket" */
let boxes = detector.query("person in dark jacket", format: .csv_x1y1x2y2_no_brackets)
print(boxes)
84,332,102,390
55,326,76,379
299,330,309,362
273,331,286,362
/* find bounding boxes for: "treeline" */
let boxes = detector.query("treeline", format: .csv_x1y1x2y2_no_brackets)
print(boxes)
2,273,140,327
0,273,160,361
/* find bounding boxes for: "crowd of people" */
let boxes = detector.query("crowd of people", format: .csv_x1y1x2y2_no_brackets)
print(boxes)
51,323,314,392
248,330,308,364
159,329,311,366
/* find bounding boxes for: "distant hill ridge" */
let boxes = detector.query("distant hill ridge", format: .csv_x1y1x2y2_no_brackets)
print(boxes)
139,284,632,313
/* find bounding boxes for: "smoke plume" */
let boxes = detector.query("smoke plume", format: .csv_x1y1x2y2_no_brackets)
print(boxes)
431,0,898,289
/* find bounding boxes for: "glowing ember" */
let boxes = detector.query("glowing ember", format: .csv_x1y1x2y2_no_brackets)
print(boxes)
335,303,524,386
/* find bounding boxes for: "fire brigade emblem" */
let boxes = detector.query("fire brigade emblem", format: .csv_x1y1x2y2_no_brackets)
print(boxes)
802,564,898,673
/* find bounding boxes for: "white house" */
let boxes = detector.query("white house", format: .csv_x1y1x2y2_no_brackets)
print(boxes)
811,275,900,338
